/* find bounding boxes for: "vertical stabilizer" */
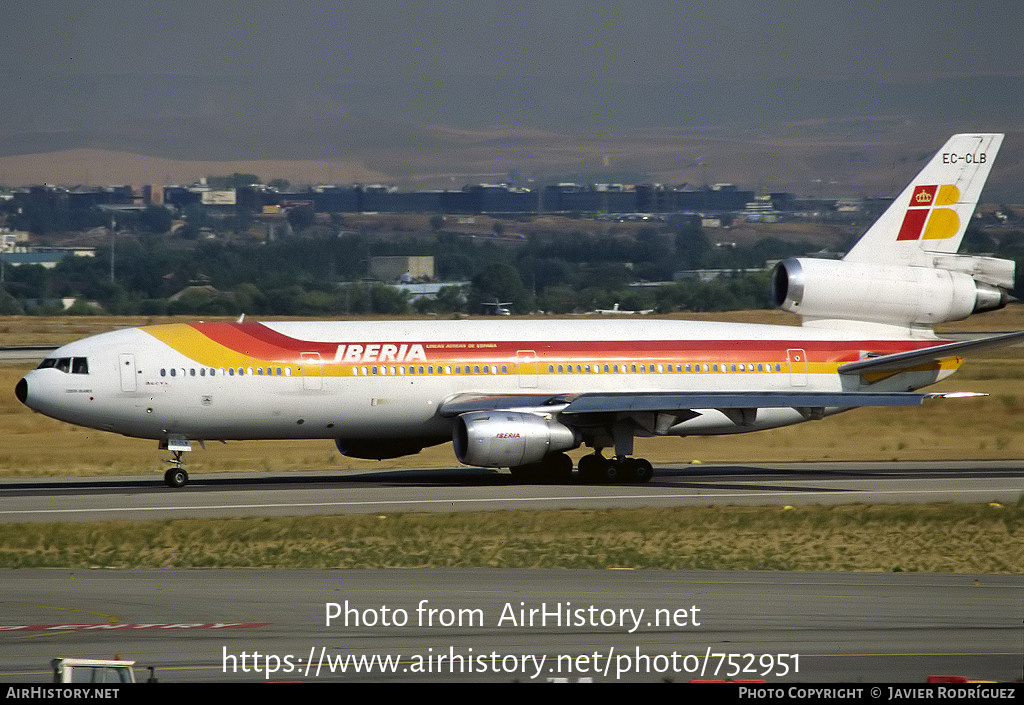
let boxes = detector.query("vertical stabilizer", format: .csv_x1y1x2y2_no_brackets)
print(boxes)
844,133,1003,265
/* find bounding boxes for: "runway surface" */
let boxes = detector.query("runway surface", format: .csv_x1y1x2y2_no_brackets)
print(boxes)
0,568,1020,683
0,460,1022,523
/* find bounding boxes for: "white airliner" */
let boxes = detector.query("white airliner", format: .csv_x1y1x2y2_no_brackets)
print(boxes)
16,133,1023,487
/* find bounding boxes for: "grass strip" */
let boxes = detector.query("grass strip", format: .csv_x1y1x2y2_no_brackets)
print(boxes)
1,503,1021,572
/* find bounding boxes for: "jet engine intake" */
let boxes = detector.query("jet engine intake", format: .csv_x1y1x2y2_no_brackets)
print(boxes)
453,411,580,468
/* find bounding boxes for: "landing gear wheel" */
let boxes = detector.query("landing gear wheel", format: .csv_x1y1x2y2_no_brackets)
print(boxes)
164,467,189,488
603,458,628,483
577,454,604,484
630,458,654,483
542,452,574,484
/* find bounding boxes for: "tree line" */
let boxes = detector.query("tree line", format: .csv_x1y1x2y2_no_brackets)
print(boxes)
2,211,1019,317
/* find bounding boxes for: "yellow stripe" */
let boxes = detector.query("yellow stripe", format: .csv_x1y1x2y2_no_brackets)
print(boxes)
143,324,271,370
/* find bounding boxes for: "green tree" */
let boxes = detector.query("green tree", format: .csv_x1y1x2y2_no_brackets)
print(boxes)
140,205,173,234
0,287,24,314
471,262,532,313
286,206,316,232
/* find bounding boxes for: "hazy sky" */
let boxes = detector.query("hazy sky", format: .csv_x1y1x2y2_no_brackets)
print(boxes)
1,1,1022,190
5,1,1021,83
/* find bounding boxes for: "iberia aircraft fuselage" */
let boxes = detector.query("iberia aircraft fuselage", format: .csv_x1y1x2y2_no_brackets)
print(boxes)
16,318,965,481
14,133,1021,487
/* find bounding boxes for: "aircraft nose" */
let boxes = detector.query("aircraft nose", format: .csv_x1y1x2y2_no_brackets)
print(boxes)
15,377,28,405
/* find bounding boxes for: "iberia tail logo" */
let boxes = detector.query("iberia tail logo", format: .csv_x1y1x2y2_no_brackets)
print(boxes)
896,184,961,241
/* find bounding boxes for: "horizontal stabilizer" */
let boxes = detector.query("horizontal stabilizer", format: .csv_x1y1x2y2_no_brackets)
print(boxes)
838,330,1024,375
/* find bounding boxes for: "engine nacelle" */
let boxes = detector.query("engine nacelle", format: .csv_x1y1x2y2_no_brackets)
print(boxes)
771,257,1009,326
453,411,580,468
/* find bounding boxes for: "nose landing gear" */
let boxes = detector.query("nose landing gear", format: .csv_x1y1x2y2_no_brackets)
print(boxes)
160,436,192,488
163,455,189,488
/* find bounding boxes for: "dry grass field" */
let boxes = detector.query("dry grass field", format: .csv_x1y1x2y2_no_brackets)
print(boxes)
0,503,1020,571
3,310,1024,478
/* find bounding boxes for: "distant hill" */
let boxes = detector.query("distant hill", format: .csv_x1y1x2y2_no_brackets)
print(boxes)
0,149,388,189
1,131,1021,204
0,73,1021,197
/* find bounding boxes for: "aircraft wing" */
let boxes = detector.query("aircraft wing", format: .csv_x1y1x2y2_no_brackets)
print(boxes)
439,390,973,419
838,330,1024,375
559,391,969,414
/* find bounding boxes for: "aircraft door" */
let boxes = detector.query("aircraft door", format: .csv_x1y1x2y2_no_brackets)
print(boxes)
118,353,137,393
787,348,808,386
301,352,323,391
516,350,538,388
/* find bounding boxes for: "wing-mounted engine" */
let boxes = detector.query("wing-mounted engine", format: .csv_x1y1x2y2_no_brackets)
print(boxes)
771,257,1012,327
453,411,580,468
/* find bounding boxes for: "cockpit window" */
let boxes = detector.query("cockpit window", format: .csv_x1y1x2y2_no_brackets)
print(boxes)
36,357,89,374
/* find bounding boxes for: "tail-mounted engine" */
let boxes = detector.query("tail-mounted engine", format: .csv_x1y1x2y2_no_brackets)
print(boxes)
771,257,1013,326
453,411,580,468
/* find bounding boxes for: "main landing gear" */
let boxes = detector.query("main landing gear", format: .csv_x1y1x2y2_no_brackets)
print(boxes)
577,452,654,484
509,452,655,484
